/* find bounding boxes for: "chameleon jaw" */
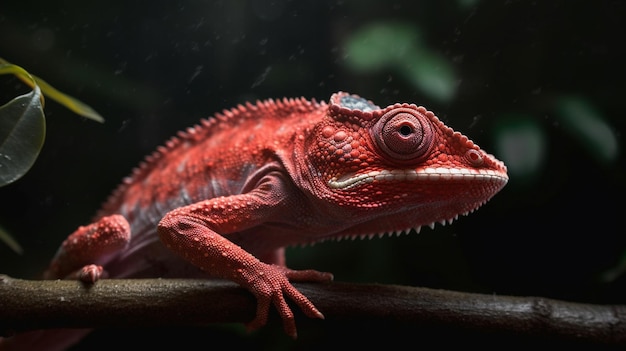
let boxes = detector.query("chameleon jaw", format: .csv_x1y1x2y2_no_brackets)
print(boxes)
328,168,509,190
312,213,469,244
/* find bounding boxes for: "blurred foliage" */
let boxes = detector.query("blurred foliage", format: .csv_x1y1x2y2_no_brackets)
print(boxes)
344,21,456,103
493,115,546,184
458,0,481,8
0,223,22,255
493,96,618,185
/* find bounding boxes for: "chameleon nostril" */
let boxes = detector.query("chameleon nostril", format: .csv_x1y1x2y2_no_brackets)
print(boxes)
465,149,484,166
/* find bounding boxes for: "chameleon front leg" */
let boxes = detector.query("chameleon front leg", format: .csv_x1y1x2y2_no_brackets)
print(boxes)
43,214,131,282
157,179,332,338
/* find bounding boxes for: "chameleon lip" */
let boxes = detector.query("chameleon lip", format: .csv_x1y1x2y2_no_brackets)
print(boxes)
328,168,509,190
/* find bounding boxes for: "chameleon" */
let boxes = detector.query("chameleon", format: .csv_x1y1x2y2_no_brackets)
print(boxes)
1,91,507,349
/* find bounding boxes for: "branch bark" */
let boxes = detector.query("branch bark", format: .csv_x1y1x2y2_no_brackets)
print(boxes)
0,274,624,345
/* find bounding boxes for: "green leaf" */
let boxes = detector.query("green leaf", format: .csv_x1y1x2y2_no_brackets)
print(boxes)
31,74,105,123
0,59,104,251
0,84,46,187
0,62,45,106
0,224,23,255
0,58,104,123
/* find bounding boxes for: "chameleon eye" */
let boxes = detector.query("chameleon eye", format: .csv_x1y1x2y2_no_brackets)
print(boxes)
372,108,434,163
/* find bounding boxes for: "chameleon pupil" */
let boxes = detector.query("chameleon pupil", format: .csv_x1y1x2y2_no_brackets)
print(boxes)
399,125,413,136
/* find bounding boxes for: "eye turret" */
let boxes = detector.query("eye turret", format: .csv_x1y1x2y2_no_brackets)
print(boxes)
371,108,435,164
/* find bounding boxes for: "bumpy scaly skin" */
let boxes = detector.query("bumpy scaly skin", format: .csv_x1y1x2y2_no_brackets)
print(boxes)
42,92,508,339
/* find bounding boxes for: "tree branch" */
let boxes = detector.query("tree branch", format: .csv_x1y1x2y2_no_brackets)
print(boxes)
1,274,624,345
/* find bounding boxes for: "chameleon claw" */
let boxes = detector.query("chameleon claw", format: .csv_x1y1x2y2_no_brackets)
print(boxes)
77,264,106,283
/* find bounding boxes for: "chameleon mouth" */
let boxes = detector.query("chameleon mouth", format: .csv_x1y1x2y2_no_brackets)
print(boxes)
328,168,508,190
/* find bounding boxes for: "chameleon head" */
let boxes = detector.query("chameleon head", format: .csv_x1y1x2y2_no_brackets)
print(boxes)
305,92,508,234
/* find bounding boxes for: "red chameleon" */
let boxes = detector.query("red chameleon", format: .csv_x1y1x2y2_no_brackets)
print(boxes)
1,92,508,350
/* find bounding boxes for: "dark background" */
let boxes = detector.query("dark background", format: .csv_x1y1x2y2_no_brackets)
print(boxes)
1,0,625,349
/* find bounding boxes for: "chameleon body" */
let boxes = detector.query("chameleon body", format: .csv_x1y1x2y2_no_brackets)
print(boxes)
2,92,507,349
